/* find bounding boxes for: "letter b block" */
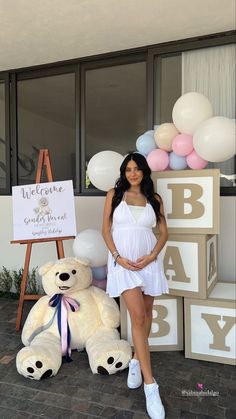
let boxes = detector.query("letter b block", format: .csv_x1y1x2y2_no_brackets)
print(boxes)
161,234,218,299
120,295,183,351
152,169,220,234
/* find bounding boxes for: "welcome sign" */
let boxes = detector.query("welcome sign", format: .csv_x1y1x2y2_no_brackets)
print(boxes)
12,180,77,241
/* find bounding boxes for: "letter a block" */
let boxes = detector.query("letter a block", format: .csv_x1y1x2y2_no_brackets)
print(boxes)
162,234,218,299
184,282,236,365
120,295,183,351
152,169,220,234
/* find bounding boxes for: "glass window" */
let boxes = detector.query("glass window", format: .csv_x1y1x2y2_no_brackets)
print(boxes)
17,73,76,185
153,45,235,194
154,54,182,125
0,81,6,189
84,61,146,190
182,44,236,190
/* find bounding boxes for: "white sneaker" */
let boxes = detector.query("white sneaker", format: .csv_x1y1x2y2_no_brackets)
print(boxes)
144,379,165,419
127,359,142,389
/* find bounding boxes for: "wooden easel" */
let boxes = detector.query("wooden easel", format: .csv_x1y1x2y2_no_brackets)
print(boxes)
11,149,75,330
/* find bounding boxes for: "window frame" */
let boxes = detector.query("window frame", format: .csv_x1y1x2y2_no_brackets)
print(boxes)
12,65,79,191
80,53,147,195
147,32,236,197
0,73,10,195
0,30,235,196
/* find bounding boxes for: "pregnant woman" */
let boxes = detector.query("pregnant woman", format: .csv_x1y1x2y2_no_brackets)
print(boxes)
102,152,169,419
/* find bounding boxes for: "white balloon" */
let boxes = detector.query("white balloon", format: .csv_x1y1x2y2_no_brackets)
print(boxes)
172,92,213,135
73,229,108,267
87,151,123,191
193,117,236,163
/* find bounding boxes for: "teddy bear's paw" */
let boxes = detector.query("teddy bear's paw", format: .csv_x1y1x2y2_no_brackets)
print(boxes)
20,357,54,380
16,349,58,380
95,340,132,375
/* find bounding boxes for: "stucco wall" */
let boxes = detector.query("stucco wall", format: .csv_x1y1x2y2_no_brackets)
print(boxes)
0,195,235,282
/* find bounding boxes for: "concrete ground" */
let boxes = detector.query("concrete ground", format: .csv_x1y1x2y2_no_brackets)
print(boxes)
0,298,235,419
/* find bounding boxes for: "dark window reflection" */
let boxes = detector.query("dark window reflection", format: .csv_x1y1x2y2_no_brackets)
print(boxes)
0,81,6,189
17,73,75,185
85,62,146,189
154,54,182,125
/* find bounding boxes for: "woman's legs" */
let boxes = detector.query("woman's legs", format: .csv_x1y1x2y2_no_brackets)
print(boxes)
122,287,154,384
133,294,154,360
143,294,155,336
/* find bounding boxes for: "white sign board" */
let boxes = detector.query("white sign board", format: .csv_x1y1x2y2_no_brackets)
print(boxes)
12,180,76,240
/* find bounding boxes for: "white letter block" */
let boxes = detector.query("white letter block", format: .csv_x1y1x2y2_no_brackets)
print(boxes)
161,234,218,299
152,169,220,234
185,282,236,365
120,295,183,351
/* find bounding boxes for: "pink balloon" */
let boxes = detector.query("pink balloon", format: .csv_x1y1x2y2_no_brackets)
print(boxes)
186,149,208,169
147,149,169,171
172,134,193,156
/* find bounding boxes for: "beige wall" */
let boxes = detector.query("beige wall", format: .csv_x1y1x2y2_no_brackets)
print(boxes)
0,195,235,282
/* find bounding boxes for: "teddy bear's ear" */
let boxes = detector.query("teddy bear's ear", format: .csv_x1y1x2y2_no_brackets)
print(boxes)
38,261,54,276
74,257,90,267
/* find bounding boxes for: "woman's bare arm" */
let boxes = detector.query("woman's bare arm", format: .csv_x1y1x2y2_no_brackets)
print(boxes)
150,195,168,259
102,189,117,255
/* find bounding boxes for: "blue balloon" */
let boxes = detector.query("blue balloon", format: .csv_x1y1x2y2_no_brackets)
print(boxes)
91,265,107,280
169,152,187,170
144,130,155,136
136,133,156,155
134,151,147,158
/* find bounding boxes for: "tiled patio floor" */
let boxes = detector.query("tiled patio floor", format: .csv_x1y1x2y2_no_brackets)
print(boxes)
0,298,235,419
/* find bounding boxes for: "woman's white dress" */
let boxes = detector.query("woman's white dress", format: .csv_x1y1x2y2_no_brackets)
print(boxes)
106,197,169,297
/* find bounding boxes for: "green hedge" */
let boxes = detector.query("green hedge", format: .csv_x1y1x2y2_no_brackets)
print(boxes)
0,266,42,296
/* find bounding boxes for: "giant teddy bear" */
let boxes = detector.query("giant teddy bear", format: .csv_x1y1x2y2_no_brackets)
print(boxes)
16,257,132,380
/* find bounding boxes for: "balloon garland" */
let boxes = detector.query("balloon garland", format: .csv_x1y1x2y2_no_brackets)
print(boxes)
82,91,235,292
86,91,236,192
136,92,235,171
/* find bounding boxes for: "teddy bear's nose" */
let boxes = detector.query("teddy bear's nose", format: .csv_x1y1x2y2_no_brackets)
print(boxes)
59,273,70,281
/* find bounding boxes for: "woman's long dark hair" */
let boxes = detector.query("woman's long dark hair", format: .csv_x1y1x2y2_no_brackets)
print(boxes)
110,152,162,223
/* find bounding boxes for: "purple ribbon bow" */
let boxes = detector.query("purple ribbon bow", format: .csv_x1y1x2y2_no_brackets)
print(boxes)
49,294,80,362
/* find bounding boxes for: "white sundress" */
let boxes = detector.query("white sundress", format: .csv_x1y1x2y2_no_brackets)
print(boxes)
106,194,169,297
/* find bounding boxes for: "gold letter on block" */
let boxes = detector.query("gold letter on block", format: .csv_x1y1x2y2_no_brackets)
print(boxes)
150,304,170,338
201,313,236,351
164,246,190,283
167,183,205,219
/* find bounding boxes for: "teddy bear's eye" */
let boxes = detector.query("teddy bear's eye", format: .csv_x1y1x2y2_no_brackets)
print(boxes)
72,270,76,274
55,272,59,276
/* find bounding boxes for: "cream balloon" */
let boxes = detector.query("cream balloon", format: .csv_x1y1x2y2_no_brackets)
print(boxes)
73,229,108,267
172,92,213,135
193,116,236,162
87,151,123,191
154,123,179,151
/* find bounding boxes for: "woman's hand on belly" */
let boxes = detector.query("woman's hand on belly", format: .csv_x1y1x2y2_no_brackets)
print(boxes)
135,254,155,269
117,257,142,271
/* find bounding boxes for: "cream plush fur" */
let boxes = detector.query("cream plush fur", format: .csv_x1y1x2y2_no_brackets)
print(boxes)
16,257,132,380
